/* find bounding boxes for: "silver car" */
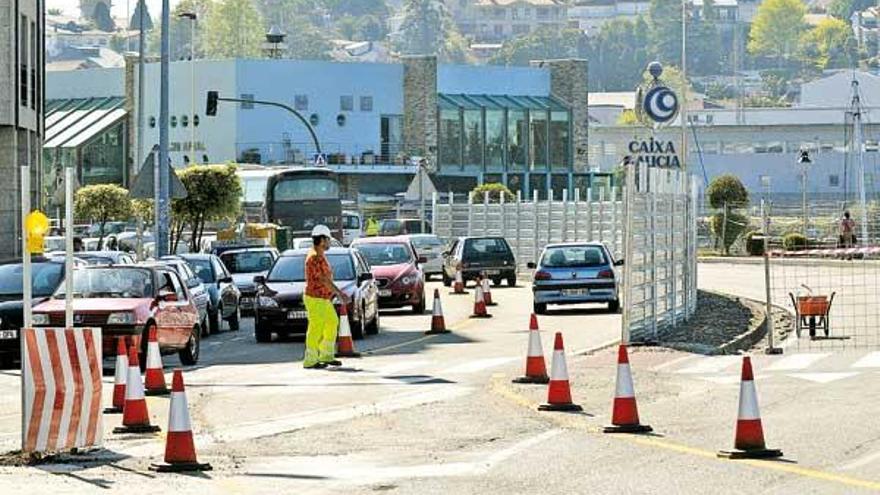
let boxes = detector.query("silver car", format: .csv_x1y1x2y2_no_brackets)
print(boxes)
406,234,445,280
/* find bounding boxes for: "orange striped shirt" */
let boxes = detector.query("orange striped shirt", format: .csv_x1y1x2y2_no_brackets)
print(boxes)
305,250,334,299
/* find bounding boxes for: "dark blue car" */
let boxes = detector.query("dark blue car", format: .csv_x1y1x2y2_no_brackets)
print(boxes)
527,242,623,314
179,254,242,333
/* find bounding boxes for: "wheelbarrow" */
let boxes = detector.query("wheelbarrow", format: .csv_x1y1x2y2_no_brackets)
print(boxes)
789,292,836,338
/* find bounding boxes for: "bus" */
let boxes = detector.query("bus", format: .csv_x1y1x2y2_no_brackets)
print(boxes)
264,167,343,239
238,166,280,223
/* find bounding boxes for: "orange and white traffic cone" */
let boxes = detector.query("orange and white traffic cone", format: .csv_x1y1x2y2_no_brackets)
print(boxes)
144,326,169,396
470,284,491,318
512,314,549,384
150,369,213,472
104,337,128,413
604,344,652,433
113,345,161,434
481,276,496,306
452,268,468,295
718,356,782,459
336,304,361,358
538,332,582,412
426,289,450,335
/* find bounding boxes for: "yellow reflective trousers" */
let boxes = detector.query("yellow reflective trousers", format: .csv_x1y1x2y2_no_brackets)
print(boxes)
303,295,338,367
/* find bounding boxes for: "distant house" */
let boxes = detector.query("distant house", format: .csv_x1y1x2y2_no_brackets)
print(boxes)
851,7,880,55
568,0,649,36
450,0,569,42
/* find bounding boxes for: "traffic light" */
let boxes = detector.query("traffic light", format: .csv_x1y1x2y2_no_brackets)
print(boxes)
206,91,218,116
25,210,49,254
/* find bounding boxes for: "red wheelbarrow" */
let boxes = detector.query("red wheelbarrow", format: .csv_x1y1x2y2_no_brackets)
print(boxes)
789,292,836,338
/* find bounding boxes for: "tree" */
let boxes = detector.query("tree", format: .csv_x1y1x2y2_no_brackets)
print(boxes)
687,0,724,76
748,0,806,66
171,164,242,253
491,26,585,66
828,0,873,21
648,0,683,66
353,15,388,41
471,183,515,203
395,0,469,62
129,0,154,31
706,174,749,209
202,0,264,59
93,1,116,32
74,185,133,249
323,0,388,19
284,18,334,60
585,17,651,91
800,18,857,70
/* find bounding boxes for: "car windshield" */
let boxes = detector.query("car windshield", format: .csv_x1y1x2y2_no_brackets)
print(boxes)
343,215,360,229
355,243,413,266
220,251,275,273
273,177,339,201
241,175,269,203
77,254,115,265
411,236,443,249
186,258,214,284
0,262,64,298
56,268,154,299
43,237,66,252
541,246,608,268
267,254,356,282
464,238,510,258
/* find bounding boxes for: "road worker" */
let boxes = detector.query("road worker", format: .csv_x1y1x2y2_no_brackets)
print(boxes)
303,224,349,369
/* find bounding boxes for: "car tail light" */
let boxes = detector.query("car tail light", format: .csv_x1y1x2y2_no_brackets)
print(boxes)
598,269,614,279
534,270,552,281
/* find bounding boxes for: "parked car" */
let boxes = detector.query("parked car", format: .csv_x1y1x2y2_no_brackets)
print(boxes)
32,265,203,365
290,237,343,250
407,234,445,280
352,237,426,313
179,253,241,333
0,257,82,367
219,247,280,315
441,236,517,287
74,251,136,265
253,247,380,342
342,210,363,246
155,258,212,335
527,242,623,314
378,218,431,236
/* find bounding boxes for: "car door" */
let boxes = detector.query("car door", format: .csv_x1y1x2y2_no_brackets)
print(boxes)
355,252,378,320
213,256,238,317
444,239,459,277
161,270,195,346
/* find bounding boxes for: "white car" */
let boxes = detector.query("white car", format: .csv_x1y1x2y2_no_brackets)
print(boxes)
406,234,445,279
342,210,362,246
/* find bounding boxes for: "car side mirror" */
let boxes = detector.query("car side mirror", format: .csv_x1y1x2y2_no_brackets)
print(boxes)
188,279,200,289
614,259,625,266
418,256,428,264
220,276,233,284
158,290,178,302
358,272,374,283
526,261,537,269
253,275,267,285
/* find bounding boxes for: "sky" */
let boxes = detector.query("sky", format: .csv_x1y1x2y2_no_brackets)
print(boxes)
47,0,182,21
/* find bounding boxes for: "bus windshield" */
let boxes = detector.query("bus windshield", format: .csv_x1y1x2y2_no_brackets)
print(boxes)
241,176,269,203
273,177,339,201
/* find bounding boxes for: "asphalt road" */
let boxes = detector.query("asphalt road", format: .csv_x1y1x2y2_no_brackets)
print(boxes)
0,272,878,494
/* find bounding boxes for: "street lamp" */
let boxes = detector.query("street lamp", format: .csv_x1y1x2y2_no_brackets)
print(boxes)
265,25,286,59
798,149,812,238
178,12,197,164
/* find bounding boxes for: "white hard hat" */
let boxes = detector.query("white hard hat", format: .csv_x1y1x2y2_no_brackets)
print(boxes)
311,224,332,238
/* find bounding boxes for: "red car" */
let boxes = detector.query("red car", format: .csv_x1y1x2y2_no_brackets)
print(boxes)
352,237,426,313
32,265,203,365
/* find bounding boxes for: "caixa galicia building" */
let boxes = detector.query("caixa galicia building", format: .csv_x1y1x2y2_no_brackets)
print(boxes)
45,56,605,200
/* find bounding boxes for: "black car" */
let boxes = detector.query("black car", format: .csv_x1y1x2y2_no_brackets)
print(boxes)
0,256,72,367
179,254,242,333
441,236,517,287
219,247,280,315
378,218,431,236
253,247,380,342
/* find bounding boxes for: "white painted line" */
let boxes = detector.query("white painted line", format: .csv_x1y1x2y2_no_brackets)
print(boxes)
841,450,880,471
439,357,518,375
484,429,563,466
370,360,433,376
698,375,759,385
676,355,739,374
765,353,830,371
852,352,880,369
785,372,860,384
651,354,700,372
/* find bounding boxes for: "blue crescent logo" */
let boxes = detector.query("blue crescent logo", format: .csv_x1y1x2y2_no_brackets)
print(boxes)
643,86,678,123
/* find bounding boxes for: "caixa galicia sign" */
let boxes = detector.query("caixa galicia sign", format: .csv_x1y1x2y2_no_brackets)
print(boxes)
634,61,680,127
627,138,681,167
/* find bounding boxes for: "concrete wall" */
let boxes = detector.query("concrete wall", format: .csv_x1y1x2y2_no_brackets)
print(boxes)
438,64,549,95
402,56,437,162
538,59,589,172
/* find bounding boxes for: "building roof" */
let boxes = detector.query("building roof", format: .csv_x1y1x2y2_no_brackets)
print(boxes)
43,97,127,149
588,92,636,110
799,70,880,108
475,0,564,6
439,93,568,111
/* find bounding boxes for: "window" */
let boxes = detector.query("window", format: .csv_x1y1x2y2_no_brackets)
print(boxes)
149,116,156,128
181,115,189,127
360,96,373,112
549,111,570,170
170,115,177,127
336,114,347,126
309,113,319,126
463,109,482,166
486,110,504,169
440,109,462,169
193,115,200,127
30,20,36,110
20,15,27,107
829,174,840,187
294,94,308,111
537,7,549,18
507,110,527,171
340,95,354,111
240,93,254,110
513,24,530,35
494,24,503,36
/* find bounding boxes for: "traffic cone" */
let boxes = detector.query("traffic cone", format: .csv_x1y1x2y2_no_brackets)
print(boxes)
104,337,128,413
144,326,169,396
538,332,582,412
150,369,213,472
512,314,549,384
113,345,161,434
452,268,468,295
481,276,496,306
426,289,450,335
718,356,783,459
336,304,361,358
604,344,652,433
470,284,491,318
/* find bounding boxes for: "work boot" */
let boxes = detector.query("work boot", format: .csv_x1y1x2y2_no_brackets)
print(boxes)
322,360,343,367
304,362,328,369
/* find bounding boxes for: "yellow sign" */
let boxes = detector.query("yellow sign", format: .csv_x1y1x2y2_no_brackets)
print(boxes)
25,210,50,254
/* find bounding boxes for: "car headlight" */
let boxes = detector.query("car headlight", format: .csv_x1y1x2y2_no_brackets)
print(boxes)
107,312,136,325
400,276,414,286
32,314,50,326
258,296,279,308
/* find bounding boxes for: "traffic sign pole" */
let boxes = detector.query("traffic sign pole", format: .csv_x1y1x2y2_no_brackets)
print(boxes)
65,164,74,329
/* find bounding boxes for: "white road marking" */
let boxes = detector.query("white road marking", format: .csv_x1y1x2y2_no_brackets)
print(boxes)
439,357,518,375
651,355,700,372
369,360,432,376
852,352,880,369
840,449,880,470
676,355,739,374
698,374,758,385
765,353,830,371
785,372,860,384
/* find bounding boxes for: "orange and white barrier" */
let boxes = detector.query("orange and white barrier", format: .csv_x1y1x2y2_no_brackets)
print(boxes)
144,326,169,395
21,327,103,453
114,345,161,434
470,284,491,318
604,344,652,433
151,369,212,472
512,314,549,384
336,304,361,358
481,277,496,306
538,332,582,412
718,356,782,459
452,269,467,294
426,289,450,335
105,337,128,414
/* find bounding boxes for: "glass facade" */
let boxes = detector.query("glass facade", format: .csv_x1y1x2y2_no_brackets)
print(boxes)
439,108,461,169
508,110,528,171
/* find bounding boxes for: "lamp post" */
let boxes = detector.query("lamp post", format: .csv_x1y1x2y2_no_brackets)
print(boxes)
265,25,286,59
798,149,811,238
179,12,197,165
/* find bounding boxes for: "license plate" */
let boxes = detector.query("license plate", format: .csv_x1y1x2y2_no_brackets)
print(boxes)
0,329,16,340
379,289,392,297
484,270,500,275
287,310,307,320
562,289,589,296
241,297,254,305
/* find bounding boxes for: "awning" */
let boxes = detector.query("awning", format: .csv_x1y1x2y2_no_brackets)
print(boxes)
44,97,126,149
438,93,569,112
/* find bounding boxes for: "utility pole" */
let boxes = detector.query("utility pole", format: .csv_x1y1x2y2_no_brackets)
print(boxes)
136,0,146,259
852,79,868,246
680,0,688,173
156,0,171,256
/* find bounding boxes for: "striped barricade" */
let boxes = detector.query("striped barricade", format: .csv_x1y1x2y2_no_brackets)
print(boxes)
22,327,103,453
